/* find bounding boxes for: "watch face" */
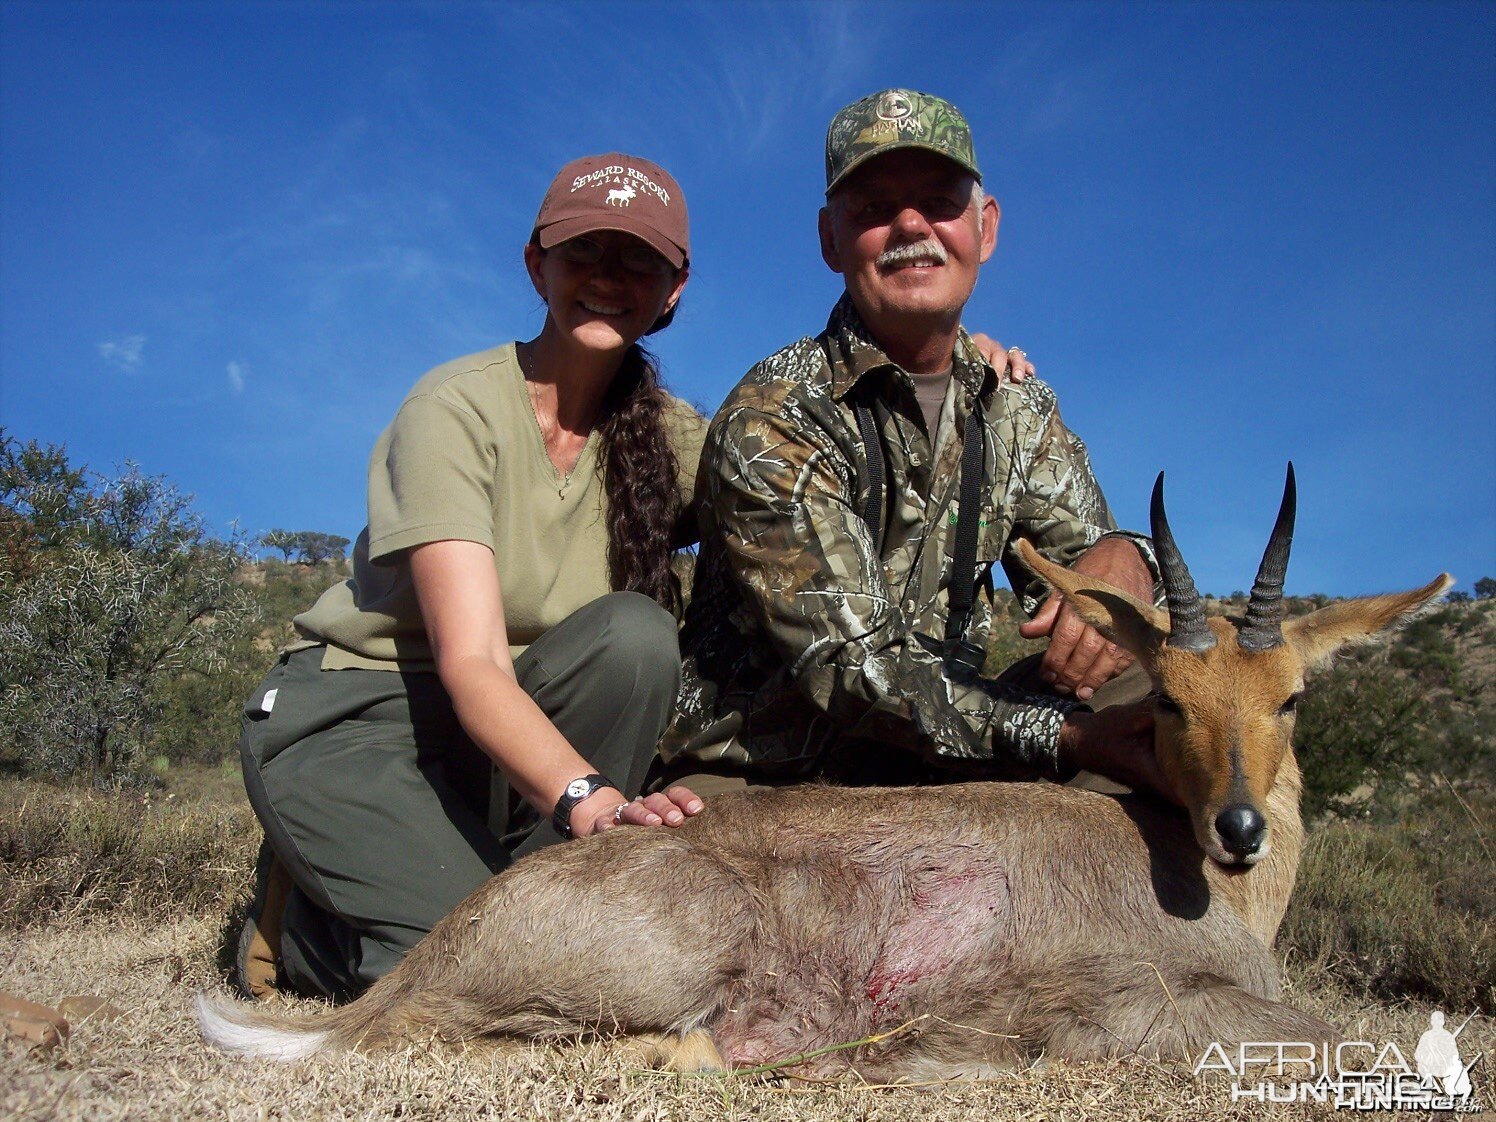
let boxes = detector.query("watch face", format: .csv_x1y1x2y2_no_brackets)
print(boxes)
566,778,591,799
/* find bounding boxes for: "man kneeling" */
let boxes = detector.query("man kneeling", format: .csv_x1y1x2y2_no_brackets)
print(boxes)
658,89,1165,796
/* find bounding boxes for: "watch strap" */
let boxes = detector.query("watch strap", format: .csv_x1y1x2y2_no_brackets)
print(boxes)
551,773,614,838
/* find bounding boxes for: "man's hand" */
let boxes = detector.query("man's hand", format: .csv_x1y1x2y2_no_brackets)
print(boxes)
1018,537,1154,700
1059,702,1177,803
969,334,1034,384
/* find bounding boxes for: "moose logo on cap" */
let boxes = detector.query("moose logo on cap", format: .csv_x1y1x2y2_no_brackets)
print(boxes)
571,165,672,208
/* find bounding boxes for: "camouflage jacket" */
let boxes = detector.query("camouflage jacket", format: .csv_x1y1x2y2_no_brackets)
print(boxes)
660,294,1158,780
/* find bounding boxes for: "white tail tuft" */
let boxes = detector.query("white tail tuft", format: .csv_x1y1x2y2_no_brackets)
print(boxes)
195,991,330,1062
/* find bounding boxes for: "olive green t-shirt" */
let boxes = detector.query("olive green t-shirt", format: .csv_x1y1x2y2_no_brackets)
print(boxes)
292,342,708,670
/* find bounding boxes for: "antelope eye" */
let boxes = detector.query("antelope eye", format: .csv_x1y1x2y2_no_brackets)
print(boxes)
1155,694,1183,716
1279,693,1302,716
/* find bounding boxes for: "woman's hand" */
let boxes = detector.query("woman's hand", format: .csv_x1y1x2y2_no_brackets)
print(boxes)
969,333,1035,384
578,784,705,837
412,540,675,842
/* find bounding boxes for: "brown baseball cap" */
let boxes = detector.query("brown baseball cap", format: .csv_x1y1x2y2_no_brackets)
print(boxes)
533,153,689,268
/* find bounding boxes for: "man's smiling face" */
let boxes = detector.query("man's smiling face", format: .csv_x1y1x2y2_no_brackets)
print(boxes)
819,148,998,333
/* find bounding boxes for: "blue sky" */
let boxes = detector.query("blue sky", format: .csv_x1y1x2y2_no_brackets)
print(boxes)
1,0,1492,596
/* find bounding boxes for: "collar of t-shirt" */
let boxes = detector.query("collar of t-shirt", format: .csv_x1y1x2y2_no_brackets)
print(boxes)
908,364,953,448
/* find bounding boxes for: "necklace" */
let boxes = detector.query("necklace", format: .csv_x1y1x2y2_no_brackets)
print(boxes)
518,343,589,497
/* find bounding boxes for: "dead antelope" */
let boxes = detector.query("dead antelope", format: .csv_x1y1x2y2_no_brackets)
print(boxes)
198,468,1452,1081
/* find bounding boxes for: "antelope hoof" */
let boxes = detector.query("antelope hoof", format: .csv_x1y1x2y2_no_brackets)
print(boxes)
619,1029,726,1072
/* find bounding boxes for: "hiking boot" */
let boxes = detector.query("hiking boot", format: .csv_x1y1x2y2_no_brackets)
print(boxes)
235,839,291,1002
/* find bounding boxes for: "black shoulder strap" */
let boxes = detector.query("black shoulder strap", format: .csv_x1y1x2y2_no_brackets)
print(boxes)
944,400,988,681
853,398,886,556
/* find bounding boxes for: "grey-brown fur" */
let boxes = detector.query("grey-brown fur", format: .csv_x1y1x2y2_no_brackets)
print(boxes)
198,503,1452,1081
201,777,1331,1078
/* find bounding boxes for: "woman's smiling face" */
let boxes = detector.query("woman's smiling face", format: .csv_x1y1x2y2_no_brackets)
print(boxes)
525,231,687,353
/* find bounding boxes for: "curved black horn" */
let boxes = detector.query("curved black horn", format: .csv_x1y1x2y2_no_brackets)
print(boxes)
1151,473,1215,652
1238,463,1297,652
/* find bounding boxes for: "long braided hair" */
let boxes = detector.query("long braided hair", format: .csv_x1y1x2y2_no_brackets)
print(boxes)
596,336,682,615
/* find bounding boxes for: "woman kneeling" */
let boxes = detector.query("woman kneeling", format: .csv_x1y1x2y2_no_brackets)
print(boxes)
236,154,704,1001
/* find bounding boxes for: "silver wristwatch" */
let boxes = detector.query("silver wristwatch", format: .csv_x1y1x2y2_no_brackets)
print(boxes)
551,773,613,838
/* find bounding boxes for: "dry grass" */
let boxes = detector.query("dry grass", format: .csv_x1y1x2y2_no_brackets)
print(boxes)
2,774,1493,1118
0,773,258,930
0,918,1367,1121
2,916,1490,1120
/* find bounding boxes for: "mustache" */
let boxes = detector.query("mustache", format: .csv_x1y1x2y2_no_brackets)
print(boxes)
876,240,948,269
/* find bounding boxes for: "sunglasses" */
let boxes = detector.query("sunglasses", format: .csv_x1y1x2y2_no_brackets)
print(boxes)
553,236,675,277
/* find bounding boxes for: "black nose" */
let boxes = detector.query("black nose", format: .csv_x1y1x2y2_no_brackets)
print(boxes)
1215,804,1267,859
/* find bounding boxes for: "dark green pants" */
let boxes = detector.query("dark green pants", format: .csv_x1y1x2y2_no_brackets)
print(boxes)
239,592,680,999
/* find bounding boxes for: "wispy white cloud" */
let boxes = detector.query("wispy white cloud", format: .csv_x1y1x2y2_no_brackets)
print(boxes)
97,334,147,372
226,360,246,393
487,2,879,163
197,106,521,371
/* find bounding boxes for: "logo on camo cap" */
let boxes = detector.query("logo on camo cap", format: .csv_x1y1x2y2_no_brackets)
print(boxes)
825,88,982,195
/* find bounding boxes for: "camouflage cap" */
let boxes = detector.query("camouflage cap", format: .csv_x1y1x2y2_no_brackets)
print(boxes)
825,89,981,195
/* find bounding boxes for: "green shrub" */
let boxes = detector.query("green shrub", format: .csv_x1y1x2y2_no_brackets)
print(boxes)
1294,598,1491,819
252,557,348,647
0,434,263,783
1294,646,1436,819
151,652,264,768
1281,787,1495,1014
143,559,348,770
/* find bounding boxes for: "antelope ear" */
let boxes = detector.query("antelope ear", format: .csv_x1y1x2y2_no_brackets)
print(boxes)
1285,573,1454,670
1015,539,1170,661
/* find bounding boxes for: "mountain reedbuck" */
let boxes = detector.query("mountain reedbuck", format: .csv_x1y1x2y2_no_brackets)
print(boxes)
199,468,1452,1081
